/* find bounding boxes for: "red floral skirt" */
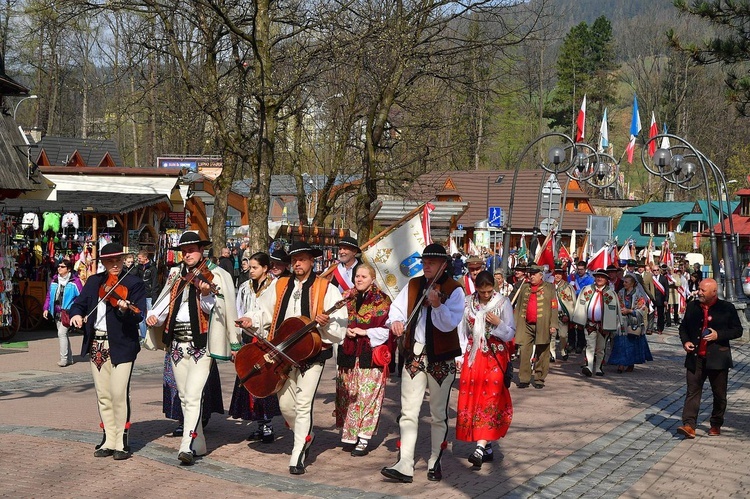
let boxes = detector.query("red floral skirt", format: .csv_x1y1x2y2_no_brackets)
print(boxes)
456,337,513,442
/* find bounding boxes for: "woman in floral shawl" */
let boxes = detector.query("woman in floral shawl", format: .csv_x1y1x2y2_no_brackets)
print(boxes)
609,274,653,373
335,262,391,457
456,271,515,469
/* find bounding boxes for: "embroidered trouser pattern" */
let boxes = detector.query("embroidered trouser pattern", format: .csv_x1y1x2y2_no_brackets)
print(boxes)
172,344,212,456
278,362,324,467
390,363,455,477
90,341,134,452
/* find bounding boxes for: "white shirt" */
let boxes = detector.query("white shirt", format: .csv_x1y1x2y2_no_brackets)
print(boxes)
148,267,216,326
279,277,347,345
387,278,465,345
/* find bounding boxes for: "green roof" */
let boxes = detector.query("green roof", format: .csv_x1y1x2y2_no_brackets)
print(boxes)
623,202,694,219
613,213,649,247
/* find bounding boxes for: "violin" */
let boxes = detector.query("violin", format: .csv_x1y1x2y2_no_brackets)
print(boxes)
99,273,141,314
179,259,220,295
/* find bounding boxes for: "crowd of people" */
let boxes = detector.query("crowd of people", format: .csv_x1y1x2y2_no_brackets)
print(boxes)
50,234,743,481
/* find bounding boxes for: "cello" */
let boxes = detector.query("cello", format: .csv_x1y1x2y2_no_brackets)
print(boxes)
234,295,352,398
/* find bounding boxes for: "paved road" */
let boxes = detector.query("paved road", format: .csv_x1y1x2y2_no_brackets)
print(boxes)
0,326,748,498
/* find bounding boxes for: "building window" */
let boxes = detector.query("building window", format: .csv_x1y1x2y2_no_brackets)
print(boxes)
741,197,750,217
642,221,653,235
573,199,580,211
657,221,668,235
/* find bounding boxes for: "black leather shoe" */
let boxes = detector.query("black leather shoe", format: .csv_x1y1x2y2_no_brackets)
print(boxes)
113,450,130,460
289,465,305,475
595,370,604,377
533,381,544,389
581,367,592,377
427,464,442,481
178,451,195,465
517,382,530,388
172,423,184,437
381,467,413,483
561,353,569,361
246,429,263,441
93,448,114,458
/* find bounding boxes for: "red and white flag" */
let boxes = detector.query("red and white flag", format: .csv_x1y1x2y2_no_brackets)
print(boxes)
558,244,572,263
536,231,556,269
661,239,674,268
575,94,586,142
422,202,435,244
648,112,658,157
586,243,611,271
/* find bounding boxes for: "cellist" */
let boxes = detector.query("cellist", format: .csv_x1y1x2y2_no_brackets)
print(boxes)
69,243,147,461
267,240,347,475
144,231,239,465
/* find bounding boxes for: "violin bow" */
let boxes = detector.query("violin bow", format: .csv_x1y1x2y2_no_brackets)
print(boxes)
402,259,449,331
151,258,214,316
83,263,137,322
236,325,300,368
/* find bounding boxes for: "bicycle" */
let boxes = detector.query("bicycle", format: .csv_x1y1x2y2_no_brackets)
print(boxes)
0,301,21,342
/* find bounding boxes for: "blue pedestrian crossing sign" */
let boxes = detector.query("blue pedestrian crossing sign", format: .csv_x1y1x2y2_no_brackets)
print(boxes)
488,207,502,227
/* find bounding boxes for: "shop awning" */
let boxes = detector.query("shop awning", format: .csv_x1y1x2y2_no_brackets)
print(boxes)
0,174,182,214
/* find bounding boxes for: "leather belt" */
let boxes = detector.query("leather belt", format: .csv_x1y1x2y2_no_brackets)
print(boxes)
94,329,108,341
172,322,194,342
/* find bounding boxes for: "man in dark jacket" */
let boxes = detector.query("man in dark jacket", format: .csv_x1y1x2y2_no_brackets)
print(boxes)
218,247,235,278
70,243,147,460
676,278,743,439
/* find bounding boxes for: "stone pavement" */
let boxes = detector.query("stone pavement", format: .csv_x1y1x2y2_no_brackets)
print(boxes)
0,325,748,498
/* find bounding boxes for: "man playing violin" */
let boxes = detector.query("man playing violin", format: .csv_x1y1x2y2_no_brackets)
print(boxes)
144,231,239,465
69,243,147,461
256,240,347,475
381,243,465,483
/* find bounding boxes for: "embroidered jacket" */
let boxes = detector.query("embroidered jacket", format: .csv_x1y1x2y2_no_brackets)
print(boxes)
571,284,622,332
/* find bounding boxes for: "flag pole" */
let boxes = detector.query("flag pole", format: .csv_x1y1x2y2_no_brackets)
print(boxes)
320,203,427,278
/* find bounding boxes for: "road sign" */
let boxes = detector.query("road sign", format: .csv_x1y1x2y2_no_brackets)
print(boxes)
540,174,562,220
451,230,466,237
488,206,503,227
540,217,556,236
457,224,463,230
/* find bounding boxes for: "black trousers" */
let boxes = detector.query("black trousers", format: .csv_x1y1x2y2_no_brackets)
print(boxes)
655,303,666,332
682,356,729,428
672,304,680,322
568,325,586,351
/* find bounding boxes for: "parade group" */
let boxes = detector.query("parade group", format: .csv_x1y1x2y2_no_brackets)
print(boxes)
41,228,743,483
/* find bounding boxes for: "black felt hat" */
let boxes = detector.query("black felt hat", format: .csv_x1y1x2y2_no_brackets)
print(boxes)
288,241,323,258
338,236,361,253
419,243,450,260
100,243,125,259
170,231,212,250
270,248,290,264
592,268,611,279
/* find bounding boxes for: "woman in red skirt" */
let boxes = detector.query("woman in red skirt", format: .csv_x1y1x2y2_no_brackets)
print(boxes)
456,270,515,469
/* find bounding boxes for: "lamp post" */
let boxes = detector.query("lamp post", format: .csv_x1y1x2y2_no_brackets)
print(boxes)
501,132,600,275
643,134,724,297
13,94,38,121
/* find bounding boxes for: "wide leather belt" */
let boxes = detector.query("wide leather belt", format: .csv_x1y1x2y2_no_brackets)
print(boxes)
94,330,108,341
172,322,193,342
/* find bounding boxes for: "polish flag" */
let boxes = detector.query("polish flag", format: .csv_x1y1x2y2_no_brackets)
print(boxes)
536,231,556,269
575,94,586,142
422,202,435,244
648,112,658,157
625,95,641,164
586,244,611,271
598,107,608,153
